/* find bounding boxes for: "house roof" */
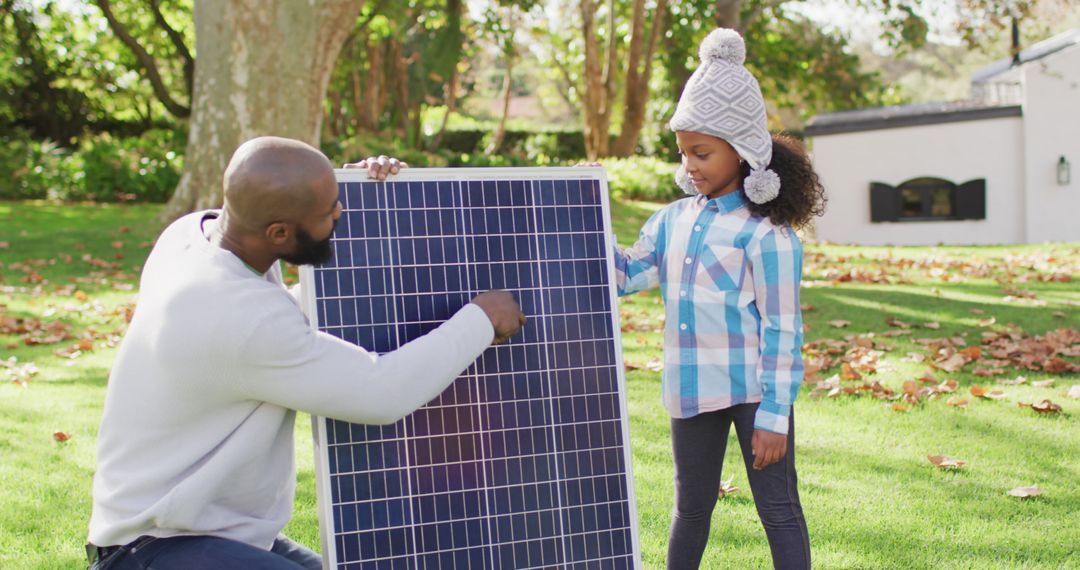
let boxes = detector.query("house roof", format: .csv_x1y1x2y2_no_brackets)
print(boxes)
971,28,1080,84
804,101,1021,137
806,28,1078,138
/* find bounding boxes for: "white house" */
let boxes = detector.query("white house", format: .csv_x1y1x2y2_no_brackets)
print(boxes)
805,29,1080,246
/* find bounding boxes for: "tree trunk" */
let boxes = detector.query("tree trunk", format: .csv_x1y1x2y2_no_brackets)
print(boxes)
161,0,365,221
388,36,412,142
486,47,516,154
613,0,667,157
429,0,464,151
579,0,613,159
355,36,384,132
715,0,741,30
429,60,458,150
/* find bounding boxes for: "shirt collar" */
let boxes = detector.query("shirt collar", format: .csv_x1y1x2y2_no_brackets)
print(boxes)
696,190,748,214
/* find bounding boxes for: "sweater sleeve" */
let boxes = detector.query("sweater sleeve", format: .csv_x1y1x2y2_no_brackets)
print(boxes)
747,227,805,435
613,209,664,296
235,301,494,424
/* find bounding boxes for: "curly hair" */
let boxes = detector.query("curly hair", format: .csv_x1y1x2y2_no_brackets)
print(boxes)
740,134,826,229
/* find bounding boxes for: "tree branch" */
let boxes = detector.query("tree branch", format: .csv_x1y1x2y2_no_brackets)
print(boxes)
147,0,194,100
95,0,190,118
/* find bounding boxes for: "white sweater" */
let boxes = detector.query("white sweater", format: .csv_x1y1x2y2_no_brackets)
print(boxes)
88,211,494,549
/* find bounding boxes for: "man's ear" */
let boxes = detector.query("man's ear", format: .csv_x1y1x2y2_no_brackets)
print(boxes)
265,222,293,246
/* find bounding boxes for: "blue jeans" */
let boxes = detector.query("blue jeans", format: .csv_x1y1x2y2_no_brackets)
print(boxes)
667,403,811,570
90,533,322,570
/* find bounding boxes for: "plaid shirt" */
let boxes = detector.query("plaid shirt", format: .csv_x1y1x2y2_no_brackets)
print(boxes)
613,191,804,434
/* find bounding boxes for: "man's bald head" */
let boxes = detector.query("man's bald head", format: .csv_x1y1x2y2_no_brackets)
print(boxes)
222,136,335,232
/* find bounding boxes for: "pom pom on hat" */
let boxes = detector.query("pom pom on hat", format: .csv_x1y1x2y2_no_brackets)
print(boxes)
744,168,780,204
674,165,697,196
698,28,746,66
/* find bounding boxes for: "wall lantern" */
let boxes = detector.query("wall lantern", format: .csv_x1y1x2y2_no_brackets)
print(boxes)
1059,156,1071,186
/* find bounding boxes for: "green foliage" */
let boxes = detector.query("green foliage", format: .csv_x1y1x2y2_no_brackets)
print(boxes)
599,156,680,202
0,129,184,202
0,0,192,142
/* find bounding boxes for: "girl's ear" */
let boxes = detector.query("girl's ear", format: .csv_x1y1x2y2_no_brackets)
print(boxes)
265,222,292,246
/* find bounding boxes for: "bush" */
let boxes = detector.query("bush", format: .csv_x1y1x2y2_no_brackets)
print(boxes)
598,156,681,202
332,131,450,168
0,129,184,202
429,128,592,163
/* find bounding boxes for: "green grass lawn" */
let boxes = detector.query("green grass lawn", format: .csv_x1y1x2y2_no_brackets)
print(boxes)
2,199,1078,569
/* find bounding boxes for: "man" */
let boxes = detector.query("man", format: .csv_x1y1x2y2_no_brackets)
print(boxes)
86,137,525,569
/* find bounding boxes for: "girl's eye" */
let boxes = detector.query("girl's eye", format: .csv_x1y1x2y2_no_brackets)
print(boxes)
696,154,708,160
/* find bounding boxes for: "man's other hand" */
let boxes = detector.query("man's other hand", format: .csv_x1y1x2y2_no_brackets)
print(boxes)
343,155,408,180
471,290,526,345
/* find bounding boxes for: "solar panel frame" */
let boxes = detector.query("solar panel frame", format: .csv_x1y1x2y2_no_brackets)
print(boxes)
299,167,640,569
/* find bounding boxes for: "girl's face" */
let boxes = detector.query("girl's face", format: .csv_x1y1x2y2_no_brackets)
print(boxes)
675,130,742,199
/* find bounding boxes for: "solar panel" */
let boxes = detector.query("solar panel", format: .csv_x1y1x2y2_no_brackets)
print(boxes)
299,167,640,569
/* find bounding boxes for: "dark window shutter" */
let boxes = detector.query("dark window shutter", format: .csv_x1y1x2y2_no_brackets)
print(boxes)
955,179,986,220
870,182,898,222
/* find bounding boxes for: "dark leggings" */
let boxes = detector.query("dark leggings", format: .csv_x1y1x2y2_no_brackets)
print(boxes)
667,403,810,570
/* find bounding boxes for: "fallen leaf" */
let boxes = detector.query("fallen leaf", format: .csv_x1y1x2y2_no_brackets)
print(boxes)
1023,399,1062,414
998,376,1027,385
0,241,9,249
1052,311,1066,318
935,379,959,394
828,320,851,328
111,241,124,249
928,455,967,470
892,403,910,412
1031,379,1055,388
1007,486,1042,498
923,322,941,330
53,431,71,442
970,308,986,315
885,316,912,329
800,303,815,312
959,346,983,361
946,396,969,407
976,317,997,327
841,362,862,381
934,354,968,373
1067,385,1080,399
718,477,740,498
917,371,938,384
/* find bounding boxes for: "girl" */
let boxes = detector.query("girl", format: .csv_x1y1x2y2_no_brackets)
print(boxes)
613,28,825,570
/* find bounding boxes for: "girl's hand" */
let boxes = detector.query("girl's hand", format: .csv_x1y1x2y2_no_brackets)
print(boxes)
751,429,788,470
343,155,408,180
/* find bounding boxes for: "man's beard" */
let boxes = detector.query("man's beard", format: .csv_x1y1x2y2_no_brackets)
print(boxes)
282,222,335,266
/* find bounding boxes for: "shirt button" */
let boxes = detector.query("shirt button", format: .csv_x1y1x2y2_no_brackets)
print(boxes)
694,225,702,232
680,323,688,330
684,257,692,265
680,290,687,297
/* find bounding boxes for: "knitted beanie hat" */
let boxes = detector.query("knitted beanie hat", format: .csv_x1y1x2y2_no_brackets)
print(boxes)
669,28,779,204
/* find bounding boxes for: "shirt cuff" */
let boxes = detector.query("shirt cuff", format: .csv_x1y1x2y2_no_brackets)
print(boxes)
753,401,791,435
458,302,496,345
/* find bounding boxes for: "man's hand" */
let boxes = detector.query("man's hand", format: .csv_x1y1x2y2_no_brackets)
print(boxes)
343,155,408,180
751,429,788,470
471,290,526,345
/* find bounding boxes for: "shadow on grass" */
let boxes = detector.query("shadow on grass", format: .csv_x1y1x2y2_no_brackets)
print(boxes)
803,283,1077,338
